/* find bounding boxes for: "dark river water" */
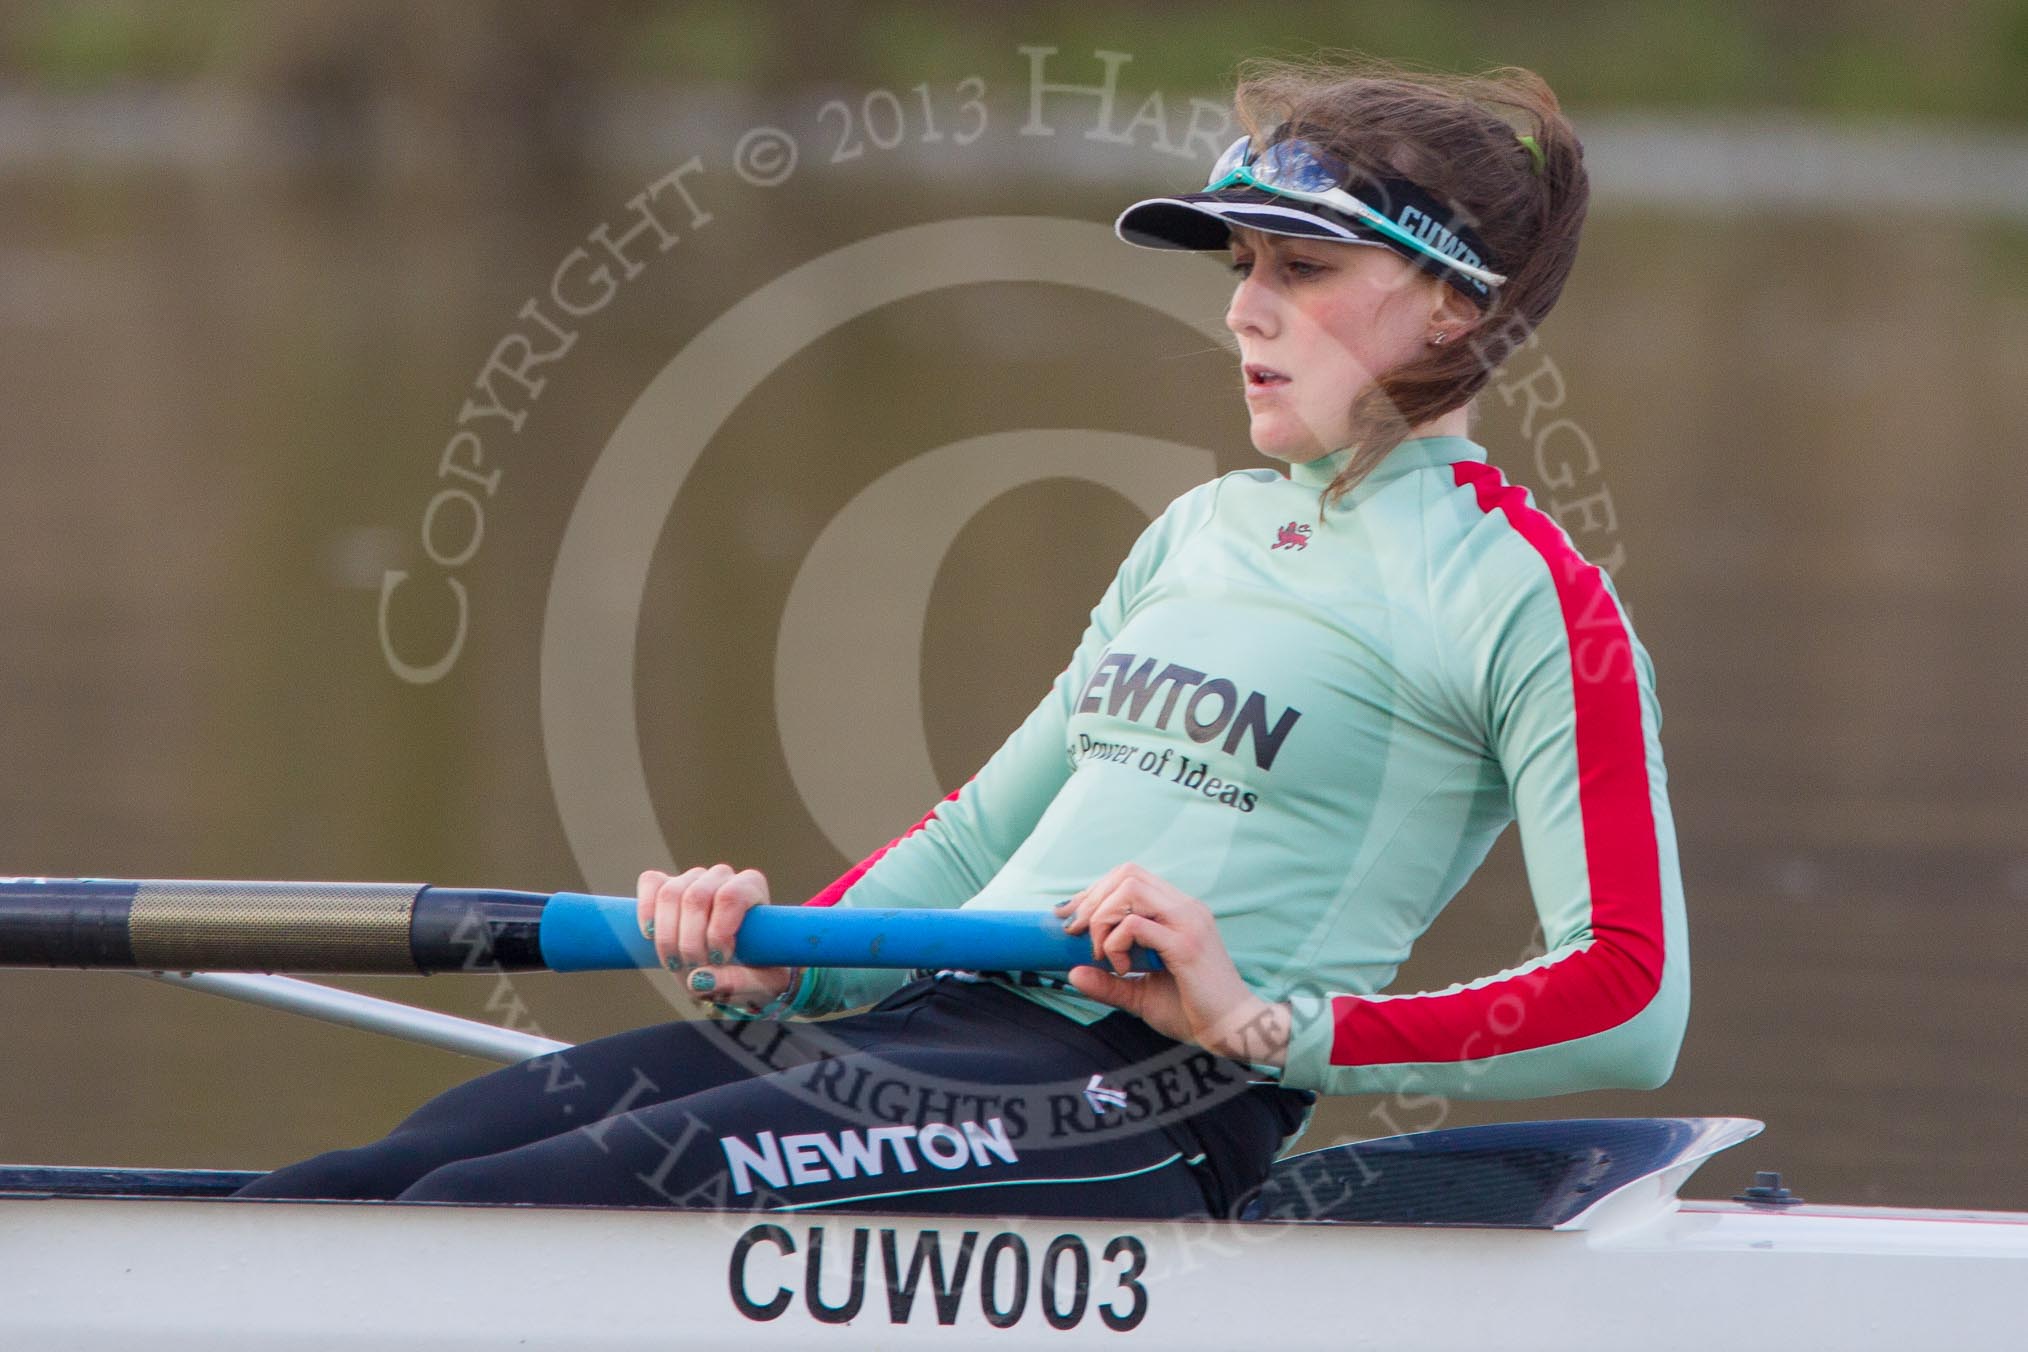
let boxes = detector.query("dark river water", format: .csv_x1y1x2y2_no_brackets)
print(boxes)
2,150,2024,1212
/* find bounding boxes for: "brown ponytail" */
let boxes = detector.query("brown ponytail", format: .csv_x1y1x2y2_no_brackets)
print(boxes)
1230,53,1590,504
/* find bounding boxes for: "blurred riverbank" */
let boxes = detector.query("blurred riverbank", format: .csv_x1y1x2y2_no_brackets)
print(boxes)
1,5,2023,1211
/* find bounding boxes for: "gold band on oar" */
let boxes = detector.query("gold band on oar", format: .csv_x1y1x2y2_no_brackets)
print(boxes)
128,881,423,972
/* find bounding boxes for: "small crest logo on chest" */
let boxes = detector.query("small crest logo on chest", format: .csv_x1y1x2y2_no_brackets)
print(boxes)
1271,521,1312,551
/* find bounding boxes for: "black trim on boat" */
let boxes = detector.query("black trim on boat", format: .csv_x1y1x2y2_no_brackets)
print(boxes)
1245,1117,1756,1227
0,1166,260,1199
3,1118,1760,1220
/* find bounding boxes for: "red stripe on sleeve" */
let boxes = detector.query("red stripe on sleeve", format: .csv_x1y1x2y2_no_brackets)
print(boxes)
1326,461,1666,1066
802,787,966,907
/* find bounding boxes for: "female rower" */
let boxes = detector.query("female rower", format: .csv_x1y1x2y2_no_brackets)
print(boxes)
242,54,1686,1218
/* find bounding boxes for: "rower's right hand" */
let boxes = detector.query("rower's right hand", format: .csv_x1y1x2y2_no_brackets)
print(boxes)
637,866,795,1011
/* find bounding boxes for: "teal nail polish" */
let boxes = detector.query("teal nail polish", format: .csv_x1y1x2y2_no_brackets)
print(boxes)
707,949,726,966
689,970,716,993
642,919,655,939
664,957,682,974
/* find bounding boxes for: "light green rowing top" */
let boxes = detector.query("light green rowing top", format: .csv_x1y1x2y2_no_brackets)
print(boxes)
790,436,1688,1102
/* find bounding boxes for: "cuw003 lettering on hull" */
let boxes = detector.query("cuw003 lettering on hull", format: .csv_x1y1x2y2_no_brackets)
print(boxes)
4,1117,2027,1350
728,1222,1151,1331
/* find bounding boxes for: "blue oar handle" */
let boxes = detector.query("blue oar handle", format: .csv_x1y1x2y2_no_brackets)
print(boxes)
0,879,1162,977
539,895,1163,975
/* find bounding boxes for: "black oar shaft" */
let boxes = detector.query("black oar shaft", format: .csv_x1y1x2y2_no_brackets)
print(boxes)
0,879,555,974
0,878,1158,975
0,879,139,967
409,887,550,972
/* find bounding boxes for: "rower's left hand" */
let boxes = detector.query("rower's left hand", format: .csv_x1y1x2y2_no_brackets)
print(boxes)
1059,863,1288,1069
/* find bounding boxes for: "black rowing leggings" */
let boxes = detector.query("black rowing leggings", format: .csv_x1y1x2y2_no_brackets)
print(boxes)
236,976,1311,1218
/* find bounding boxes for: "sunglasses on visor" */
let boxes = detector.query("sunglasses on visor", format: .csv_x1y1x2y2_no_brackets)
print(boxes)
1205,134,1508,292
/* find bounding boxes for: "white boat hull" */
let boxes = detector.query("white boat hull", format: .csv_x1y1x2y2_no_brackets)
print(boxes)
5,1189,2025,1350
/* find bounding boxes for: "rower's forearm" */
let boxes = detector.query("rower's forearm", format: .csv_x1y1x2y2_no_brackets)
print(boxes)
1217,997,1289,1071
1248,1000,1291,1070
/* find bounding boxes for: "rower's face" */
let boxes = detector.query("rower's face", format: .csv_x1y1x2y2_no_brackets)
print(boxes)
1224,226,1455,463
